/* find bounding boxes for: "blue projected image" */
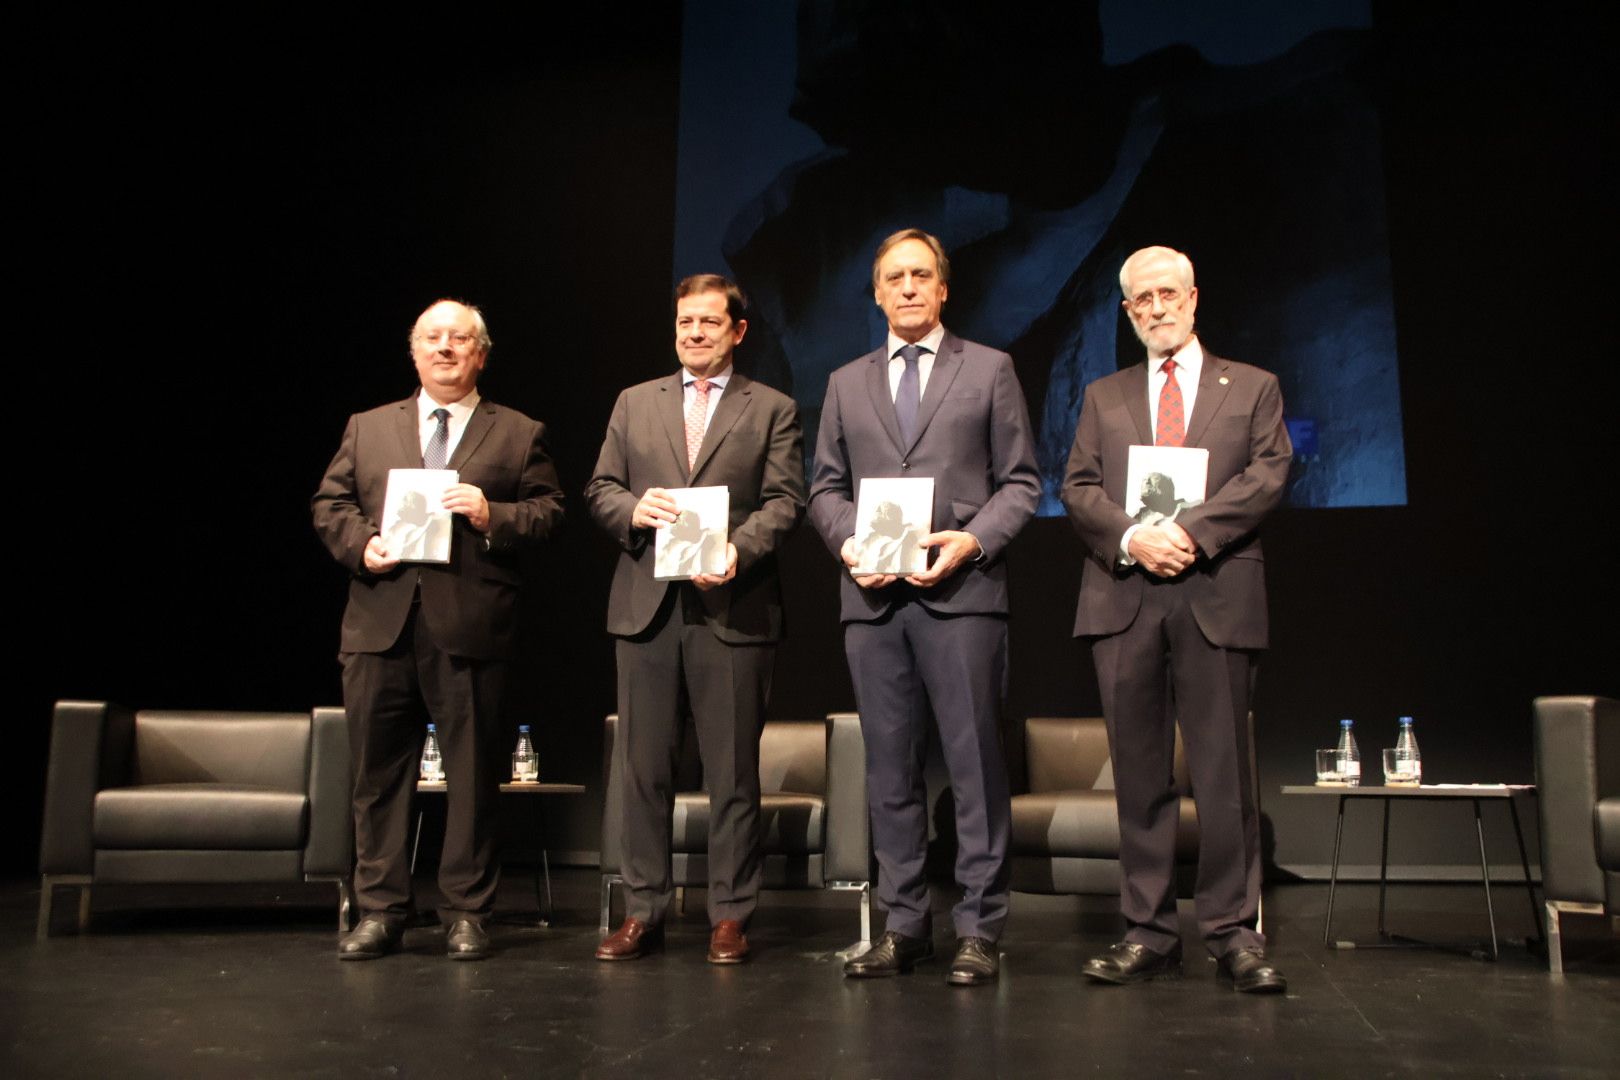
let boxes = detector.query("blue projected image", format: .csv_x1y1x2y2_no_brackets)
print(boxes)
673,2,1407,510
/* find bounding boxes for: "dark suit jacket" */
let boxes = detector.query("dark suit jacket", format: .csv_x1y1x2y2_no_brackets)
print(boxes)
809,331,1041,623
585,371,805,645
312,392,564,661
1061,349,1292,650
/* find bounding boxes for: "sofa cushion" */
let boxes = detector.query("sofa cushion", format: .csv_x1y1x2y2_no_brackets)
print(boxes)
1011,790,1199,859
672,792,824,855
1597,798,1620,872
94,785,309,850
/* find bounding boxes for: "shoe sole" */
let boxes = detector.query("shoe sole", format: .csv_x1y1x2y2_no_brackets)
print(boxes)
843,949,935,978
596,939,664,961
707,953,748,965
447,949,489,961
946,970,996,986
1231,975,1287,993
1081,964,1182,985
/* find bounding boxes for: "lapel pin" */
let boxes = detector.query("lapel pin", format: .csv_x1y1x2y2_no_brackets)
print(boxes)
1219,376,1230,385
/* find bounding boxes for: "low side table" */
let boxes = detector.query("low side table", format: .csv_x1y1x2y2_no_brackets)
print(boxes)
413,781,587,926
1279,783,1542,960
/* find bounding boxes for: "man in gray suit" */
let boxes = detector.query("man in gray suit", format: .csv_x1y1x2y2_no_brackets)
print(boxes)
586,274,804,964
1062,245,1292,992
810,228,1040,985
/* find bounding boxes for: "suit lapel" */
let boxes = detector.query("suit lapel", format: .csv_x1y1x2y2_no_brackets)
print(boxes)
658,373,690,476
690,372,753,481
863,348,907,456
1122,363,1153,445
905,331,964,454
395,396,422,466
448,398,496,469
1184,353,1232,447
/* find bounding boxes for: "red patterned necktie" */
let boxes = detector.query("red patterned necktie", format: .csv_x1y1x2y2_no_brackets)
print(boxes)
685,378,711,470
1155,358,1185,447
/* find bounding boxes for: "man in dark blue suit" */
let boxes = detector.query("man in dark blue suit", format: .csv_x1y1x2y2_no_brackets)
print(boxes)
810,228,1040,985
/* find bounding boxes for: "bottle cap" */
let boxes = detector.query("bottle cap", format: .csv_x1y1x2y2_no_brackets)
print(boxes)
519,724,530,732
427,723,437,731
1340,718,1353,727
1398,716,1413,724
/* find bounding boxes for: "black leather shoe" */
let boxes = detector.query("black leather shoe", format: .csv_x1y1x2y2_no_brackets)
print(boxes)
1218,947,1286,993
338,916,403,961
946,937,999,986
843,930,935,978
445,918,490,961
1081,941,1182,984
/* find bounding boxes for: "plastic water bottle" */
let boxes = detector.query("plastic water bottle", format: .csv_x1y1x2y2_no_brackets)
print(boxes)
1336,719,1361,787
420,723,445,782
1395,715,1421,783
513,725,538,782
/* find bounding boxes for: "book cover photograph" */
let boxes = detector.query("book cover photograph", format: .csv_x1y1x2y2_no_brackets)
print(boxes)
1124,446,1209,525
653,485,730,580
851,477,934,575
381,468,458,563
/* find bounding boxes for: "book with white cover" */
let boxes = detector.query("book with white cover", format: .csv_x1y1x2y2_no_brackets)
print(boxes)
1124,446,1209,524
382,468,458,563
654,486,730,580
851,477,934,575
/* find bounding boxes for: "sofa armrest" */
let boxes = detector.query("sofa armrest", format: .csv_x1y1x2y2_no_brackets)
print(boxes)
1534,695,1618,905
823,712,869,884
303,706,354,876
39,701,134,875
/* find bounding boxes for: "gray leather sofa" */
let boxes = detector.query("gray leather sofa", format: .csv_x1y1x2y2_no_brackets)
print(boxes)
1533,695,1619,973
599,712,870,944
37,701,353,937
1009,716,1198,896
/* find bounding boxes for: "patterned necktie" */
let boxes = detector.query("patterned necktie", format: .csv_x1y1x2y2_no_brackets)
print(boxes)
895,344,922,444
685,378,711,471
423,407,450,468
1155,358,1186,447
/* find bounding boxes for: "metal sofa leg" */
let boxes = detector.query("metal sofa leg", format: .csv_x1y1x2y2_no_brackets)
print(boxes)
1547,901,1563,975
36,878,54,940
829,880,872,961
599,875,621,936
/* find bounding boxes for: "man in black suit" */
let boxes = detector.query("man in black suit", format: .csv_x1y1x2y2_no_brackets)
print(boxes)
1062,246,1292,992
586,274,804,964
312,299,564,961
810,229,1041,986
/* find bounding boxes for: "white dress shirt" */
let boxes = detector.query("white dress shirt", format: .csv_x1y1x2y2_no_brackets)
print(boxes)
682,365,732,435
417,389,481,463
1119,336,1204,563
885,323,946,401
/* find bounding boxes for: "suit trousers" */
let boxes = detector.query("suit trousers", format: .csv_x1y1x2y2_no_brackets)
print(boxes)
341,599,506,927
845,600,1012,942
615,585,772,927
1090,574,1263,958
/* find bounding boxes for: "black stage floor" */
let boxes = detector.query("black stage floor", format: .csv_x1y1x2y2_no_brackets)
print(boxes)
5,869,1616,1078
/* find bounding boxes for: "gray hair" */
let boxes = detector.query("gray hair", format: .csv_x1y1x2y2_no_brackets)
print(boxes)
1119,246,1195,297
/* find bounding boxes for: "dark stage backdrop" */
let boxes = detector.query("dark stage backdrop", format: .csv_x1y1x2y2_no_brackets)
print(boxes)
12,7,1613,886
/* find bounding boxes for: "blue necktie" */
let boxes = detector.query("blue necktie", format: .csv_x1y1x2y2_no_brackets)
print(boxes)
895,344,922,444
423,408,450,469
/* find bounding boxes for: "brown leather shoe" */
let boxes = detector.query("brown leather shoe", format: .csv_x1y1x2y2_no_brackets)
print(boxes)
595,918,663,961
707,919,750,964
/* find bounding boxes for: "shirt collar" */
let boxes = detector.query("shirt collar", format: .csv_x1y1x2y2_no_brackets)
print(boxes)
682,364,733,388
418,388,480,421
887,323,946,361
1156,335,1203,377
